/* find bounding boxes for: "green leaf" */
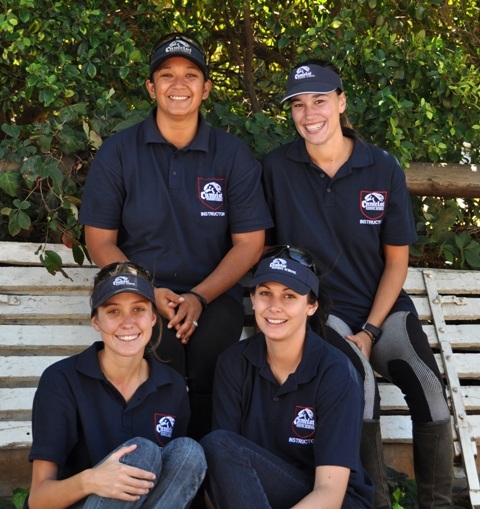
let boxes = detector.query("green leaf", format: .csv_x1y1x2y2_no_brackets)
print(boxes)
0,172,21,197
40,250,63,275
17,209,31,229
72,243,85,265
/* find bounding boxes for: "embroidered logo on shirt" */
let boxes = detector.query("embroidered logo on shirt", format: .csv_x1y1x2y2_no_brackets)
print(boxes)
154,414,176,444
359,191,387,223
291,406,316,439
198,178,225,215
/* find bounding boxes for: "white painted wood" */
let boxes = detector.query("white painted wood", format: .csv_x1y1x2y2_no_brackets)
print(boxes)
379,384,480,412
0,388,35,413
0,325,96,349
0,422,32,448
424,324,480,349
0,295,91,321
434,353,480,378
0,266,96,293
0,242,88,267
0,356,67,382
405,267,480,294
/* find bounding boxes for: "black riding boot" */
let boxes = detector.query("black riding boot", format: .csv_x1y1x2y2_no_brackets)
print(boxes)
412,419,454,508
361,420,391,509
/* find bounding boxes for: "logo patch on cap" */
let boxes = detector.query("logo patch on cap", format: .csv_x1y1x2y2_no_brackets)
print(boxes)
112,276,136,287
269,258,297,275
165,40,193,55
294,66,315,80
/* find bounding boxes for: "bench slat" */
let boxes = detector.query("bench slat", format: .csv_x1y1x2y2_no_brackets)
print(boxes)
0,295,91,321
0,242,79,267
0,422,32,448
0,325,96,350
379,384,480,412
0,266,96,294
0,356,67,384
405,268,480,295
412,295,480,321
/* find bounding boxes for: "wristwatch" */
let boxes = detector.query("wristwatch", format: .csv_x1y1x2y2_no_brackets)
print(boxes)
361,322,382,344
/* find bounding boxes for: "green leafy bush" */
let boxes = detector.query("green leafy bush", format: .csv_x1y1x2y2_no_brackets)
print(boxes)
1,0,479,269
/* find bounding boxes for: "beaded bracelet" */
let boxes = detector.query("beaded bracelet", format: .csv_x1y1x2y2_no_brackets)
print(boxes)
184,290,208,311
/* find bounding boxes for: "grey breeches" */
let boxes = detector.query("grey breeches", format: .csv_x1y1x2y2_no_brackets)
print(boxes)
326,311,450,423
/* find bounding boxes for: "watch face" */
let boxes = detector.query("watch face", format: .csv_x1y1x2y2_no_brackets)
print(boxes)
363,323,381,338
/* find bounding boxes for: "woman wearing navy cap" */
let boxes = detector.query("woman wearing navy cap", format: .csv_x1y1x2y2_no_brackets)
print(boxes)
79,33,272,441
201,246,374,509
26,261,206,509
262,59,453,508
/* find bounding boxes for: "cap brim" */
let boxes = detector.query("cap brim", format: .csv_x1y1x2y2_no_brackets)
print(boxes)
149,53,208,78
91,275,157,315
251,271,312,295
281,86,338,104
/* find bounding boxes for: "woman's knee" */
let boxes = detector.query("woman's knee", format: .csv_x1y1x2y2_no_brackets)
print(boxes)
201,430,239,461
118,437,163,474
164,436,207,473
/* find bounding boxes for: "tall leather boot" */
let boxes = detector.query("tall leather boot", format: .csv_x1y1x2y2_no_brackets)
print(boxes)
361,420,391,509
412,419,454,509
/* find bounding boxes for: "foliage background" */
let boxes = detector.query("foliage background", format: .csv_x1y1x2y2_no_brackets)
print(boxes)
1,0,479,270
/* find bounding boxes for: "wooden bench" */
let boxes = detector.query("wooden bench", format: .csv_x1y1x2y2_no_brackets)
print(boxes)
1,241,480,505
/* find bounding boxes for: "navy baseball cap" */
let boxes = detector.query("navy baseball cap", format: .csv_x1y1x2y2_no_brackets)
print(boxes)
250,257,319,297
91,273,157,316
149,33,208,79
281,64,343,103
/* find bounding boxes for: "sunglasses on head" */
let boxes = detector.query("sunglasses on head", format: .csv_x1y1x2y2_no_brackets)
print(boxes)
260,245,316,272
149,33,204,62
94,261,153,287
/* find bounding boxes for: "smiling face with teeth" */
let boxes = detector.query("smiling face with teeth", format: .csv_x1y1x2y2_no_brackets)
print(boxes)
92,292,157,360
290,91,346,149
251,281,318,344
145,56,212,122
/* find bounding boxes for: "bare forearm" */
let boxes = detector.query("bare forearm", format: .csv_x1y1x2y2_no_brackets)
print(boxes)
368,245,409,327
291,466,348,509
192,231,264,303
29,471,90,509
85,226,127,268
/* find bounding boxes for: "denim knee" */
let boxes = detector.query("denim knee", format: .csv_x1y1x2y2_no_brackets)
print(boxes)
119,436,163,475
164,436,207,477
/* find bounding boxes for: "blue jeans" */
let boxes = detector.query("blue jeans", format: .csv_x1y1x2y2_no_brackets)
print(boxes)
79,436,206,509
201,430,368,509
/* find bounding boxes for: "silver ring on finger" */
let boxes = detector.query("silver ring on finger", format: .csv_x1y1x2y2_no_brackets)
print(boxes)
192,320,199,328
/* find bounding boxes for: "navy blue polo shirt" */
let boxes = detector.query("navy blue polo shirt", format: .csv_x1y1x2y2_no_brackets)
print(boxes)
79,110,273,302
212,330,373,507
262,132,417,328
29,342,190,480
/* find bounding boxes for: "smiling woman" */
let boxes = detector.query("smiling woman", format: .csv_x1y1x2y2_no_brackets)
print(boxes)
79,32,273,443
201,246,374,509
25,261,206,509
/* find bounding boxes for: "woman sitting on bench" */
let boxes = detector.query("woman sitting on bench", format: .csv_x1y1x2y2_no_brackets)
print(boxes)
26,261,206,509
